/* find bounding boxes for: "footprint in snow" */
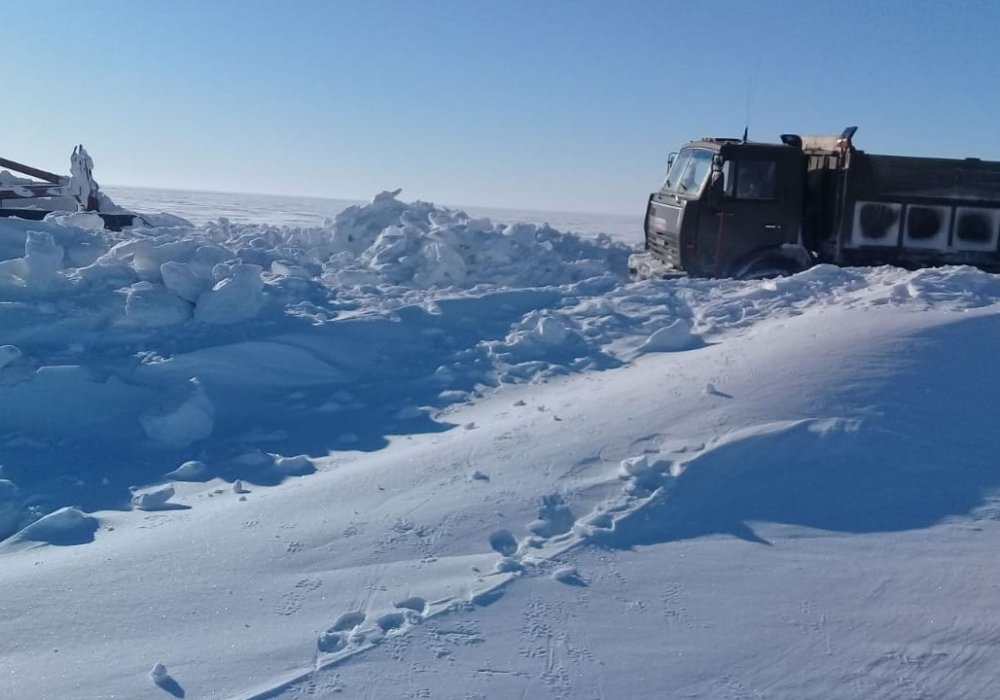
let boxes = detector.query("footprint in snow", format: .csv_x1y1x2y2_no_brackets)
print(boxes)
377,612,408,631
495,556,523,573
619,455,671,495
331,611,366,632
318,605,425,652
527,494,575,538
394,596,427,614
317,631,348,653
318,611,367,653
488,529,518,556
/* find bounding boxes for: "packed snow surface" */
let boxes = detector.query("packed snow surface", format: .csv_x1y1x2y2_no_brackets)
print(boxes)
2,191,1000,699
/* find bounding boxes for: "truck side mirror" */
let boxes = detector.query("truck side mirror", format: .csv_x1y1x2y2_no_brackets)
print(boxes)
666,151,677,171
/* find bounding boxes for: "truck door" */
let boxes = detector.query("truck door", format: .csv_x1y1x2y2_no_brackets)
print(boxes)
700,149,804,276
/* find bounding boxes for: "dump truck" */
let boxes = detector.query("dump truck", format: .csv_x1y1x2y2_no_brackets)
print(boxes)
0,147,136,231
628,127,1000,280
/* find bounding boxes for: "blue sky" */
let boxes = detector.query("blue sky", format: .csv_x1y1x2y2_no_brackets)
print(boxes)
5,1,999,214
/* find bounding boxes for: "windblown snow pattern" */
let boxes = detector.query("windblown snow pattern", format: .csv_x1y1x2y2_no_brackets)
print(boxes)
2,190,1000,700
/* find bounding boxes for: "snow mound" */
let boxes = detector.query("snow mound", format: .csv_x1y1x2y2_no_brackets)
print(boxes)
165,460,211,481
44,211,106,232
0,230,66,293
194,262,265,323
131,484,179,511
8,506,99,547
636,318,700,353
125,281,193,326
139,378,215,448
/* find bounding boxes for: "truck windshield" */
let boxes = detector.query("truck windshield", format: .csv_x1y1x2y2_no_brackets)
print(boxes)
662,148,714,195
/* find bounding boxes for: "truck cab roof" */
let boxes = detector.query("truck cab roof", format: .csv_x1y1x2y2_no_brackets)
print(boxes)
686,128,859,157
682,139,805,164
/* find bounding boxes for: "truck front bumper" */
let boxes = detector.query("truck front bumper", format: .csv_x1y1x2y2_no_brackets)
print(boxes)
627,252,688,281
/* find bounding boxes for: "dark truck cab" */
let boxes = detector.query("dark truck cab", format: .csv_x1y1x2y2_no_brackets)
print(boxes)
630,127,1000,279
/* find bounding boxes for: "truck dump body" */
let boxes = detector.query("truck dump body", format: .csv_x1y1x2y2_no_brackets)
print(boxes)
631,128,1000,280
836,153,1000,270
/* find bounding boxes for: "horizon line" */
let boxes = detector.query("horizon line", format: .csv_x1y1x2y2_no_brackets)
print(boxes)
101,183,640,220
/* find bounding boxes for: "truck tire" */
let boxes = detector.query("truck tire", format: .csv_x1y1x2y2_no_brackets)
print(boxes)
733,257,798,280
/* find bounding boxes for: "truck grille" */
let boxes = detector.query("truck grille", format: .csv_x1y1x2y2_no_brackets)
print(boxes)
647,231,680,266
645,198,683,268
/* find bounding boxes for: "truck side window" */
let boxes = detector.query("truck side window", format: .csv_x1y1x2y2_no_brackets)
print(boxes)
722,161,734,197
732,160,776,200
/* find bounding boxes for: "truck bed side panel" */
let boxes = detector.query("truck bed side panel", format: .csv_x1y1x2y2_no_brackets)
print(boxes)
839,153,1000,269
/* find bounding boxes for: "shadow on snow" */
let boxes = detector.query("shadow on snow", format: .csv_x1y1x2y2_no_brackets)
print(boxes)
600,314,1000,547
1,288,622,529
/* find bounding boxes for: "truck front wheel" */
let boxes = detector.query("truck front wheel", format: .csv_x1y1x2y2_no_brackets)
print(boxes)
732,257,801,280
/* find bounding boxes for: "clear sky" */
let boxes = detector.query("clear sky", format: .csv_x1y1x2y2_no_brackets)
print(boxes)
5,0,1000,214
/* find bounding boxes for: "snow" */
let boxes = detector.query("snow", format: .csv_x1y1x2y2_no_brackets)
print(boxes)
1,153,125,217
68,145,98,208
129,484,178,511
2,189,1000,699
3,506,99,548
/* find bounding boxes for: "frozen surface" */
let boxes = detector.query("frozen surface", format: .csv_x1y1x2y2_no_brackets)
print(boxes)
2,190,1000,699
105,185,643,242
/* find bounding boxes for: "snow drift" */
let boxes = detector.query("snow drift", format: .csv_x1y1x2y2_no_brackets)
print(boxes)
0,190,630,535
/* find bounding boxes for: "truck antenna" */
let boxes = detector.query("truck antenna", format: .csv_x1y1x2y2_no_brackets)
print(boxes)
743,51,761,143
